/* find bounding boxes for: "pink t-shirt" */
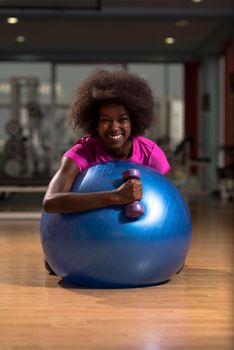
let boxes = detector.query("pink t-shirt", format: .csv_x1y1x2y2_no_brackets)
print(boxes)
64,135,170,175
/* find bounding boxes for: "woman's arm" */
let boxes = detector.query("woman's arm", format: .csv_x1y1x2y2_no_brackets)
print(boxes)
43,157,142,213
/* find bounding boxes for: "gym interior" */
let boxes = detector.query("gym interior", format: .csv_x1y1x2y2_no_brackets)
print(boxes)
0,1,233,349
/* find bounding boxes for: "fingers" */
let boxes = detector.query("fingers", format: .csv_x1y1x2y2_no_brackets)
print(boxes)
127,179,142,200
117,179,142,204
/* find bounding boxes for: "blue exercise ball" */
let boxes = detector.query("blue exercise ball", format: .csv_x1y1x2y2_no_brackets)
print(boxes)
40,161,192,288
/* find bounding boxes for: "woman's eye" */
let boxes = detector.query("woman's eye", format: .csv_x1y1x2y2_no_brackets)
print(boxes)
120,118,128,123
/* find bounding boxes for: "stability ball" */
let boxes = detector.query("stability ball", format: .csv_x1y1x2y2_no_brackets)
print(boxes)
40,161,192,288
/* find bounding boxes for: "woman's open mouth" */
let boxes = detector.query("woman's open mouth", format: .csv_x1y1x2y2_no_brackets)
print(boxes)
106,134,124,144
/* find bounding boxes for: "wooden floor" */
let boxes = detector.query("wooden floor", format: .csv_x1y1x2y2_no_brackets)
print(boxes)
0,195,233,350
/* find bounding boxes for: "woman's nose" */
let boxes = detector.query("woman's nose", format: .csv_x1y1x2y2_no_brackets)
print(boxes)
110,120,119,130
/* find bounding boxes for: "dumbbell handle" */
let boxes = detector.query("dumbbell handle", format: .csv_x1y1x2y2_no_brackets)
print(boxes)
123,169,144,218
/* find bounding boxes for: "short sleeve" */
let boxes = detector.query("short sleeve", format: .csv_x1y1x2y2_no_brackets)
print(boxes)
64,143,91,172
149,143,170,175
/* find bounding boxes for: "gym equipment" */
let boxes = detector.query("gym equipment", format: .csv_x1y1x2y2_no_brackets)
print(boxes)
40,161,192,288
123,169,144,218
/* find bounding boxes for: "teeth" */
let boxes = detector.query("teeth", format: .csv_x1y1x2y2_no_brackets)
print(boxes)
108,135,122,140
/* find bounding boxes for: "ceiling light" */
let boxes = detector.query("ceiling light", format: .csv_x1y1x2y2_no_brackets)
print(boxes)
165,37,175,45
16,36,26,43
175,20,189,27
192,0,203,3
7,17,18,24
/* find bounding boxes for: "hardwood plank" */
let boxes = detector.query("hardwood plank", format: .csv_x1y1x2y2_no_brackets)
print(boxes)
0,196,233,350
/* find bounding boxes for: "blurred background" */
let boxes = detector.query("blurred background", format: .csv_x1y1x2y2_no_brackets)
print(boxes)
0,0,233,218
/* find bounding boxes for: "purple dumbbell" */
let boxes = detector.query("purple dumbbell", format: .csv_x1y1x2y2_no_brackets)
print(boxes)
123,169,144,218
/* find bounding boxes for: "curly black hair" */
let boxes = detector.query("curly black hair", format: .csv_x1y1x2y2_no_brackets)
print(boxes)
69,69,156,136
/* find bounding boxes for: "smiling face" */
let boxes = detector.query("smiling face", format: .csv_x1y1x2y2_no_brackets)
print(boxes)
97,103,132,158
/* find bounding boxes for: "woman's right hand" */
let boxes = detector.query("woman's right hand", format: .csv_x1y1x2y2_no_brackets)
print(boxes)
115,179,142,205
43,157,143,213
